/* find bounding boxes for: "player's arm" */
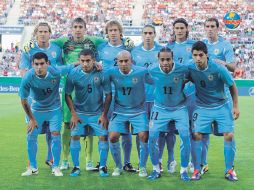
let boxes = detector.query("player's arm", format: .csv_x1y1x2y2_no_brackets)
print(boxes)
21,99,37,133
213,59,236,72
65,76,81,129
229,84,239,120
98,92,112,129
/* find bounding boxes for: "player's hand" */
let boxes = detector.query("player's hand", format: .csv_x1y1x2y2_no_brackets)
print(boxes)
27,118,38,133
23,39,36,53
70,114,82,129
213,59,227,66
232,107,240,120
98,114,109,130
94,61,102,71
124,37,135,50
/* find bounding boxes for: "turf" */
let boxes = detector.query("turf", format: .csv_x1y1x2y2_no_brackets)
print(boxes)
0,94,253,190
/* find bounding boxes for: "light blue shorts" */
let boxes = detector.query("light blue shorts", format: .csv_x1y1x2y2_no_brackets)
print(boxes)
192,102,234,134
71,113,108,137
149,105,189,136
108,112,148,134
28,108,62,135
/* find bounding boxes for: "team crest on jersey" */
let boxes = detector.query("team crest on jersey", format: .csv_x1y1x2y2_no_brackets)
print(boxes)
94,76,100,83
208,74,214,81
149,121,154,128
51,79,57,84
132,77,138,84
51,51,57,58
173,77,179,83
213,49,220,55
186,47,191,52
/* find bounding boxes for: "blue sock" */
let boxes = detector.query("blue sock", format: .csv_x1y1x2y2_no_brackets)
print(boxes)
166,133,176,164
46,131,52,161
201,134,210,165
158,135,165,161
110,141,122,168
70,139,81,167
27,134,38,168
121,134,132,165
136,135,140,160
224,140,234,172
179,131,191,168
232,138,236,166
148,132,159,166
139,141,148,168
193,140,202,171
98,140,109,167
51,134,61,168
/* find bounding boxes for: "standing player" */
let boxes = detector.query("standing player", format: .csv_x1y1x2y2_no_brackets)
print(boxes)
165,18,196,173
20,22,63,167
131,24,162,170
65,49,112,177
52,17,105,170
20,52,73,177
147,47,191,181
189,41,239,182
97,20,136,172
107,50,151,177
201,17,236,175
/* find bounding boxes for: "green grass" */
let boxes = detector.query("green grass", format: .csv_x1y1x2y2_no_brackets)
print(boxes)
0,94,253,190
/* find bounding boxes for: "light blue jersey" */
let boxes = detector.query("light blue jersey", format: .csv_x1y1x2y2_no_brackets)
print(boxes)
65,66,111,115
132,42,162,102
107,66,151,115
97,42,127,71
148,63,189,109
20,42,63,70
19,65,73,111
188,60,234,108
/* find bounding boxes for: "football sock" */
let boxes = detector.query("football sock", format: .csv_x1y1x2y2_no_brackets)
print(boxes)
98,140,109,167
70,139,81,168
121,134,132,165
27,134,38,168
139,141,148,168
110,141,122,168
51,134,61,168
62,123,71,161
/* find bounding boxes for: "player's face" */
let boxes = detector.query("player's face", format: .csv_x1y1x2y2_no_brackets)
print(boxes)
107,25,121,43
79,55,95,72
117,53,132,74
173,23,188,41
205,21,218,39
32,58,49,77
142,27,156,45
192,50,208,70
36,26,51,44
72,22,86,40
158,52,173,73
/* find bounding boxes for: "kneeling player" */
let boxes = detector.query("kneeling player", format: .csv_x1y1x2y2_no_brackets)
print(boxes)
189,41,239,182
147,47,191,181
65,49,112,177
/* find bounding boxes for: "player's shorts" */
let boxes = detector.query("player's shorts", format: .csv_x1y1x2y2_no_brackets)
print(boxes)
108,112,148,134
145,101,154,119
71,113,108,137
29,108,62,136
192,102,234,134
149,105,189,136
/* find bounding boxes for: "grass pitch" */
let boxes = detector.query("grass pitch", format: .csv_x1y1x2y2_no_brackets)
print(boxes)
0,94,253,190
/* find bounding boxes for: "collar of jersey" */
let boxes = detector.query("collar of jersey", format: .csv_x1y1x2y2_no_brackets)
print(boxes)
81,68,95,75
195,63,209,71
175,40,187,45
119,68,133,76
35,71,49,79
108,42,122,48
159,62,175,75
141,45,155,51
207,39,219,45
36,41,51,50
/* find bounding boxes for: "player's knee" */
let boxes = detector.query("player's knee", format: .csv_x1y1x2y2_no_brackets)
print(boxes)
138,132,148,142
72,136,80,141
224,132,234,141
51,131,60,136
99,136,108,141
109,132,120,143
192,132,202,140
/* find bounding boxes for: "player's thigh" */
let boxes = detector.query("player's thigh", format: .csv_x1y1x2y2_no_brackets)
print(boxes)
108,113,129,134
87,115,108,136
48,109,62,132
130,113,149,134
192,107,213,134
215,103,234,134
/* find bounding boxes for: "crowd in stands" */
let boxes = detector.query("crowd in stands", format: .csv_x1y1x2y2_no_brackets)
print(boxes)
0,48,21,76
0,0,14,25
0,0,253,78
